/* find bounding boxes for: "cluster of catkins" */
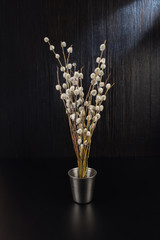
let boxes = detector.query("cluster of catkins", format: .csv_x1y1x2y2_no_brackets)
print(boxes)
44,37,112,154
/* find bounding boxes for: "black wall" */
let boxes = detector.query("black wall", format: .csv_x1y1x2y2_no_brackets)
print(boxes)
1,0,160,163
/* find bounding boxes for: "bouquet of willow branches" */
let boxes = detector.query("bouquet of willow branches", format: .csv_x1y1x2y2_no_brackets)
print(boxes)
44,37,114,178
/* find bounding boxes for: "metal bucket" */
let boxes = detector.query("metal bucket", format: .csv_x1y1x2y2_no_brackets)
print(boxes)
68,167,97,204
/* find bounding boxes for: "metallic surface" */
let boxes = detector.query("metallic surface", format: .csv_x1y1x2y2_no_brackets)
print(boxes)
68,168,97,204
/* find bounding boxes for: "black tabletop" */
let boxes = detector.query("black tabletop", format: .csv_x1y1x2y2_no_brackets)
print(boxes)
0,158,160,240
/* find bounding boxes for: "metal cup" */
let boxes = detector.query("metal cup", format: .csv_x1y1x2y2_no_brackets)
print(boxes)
68,167,97,204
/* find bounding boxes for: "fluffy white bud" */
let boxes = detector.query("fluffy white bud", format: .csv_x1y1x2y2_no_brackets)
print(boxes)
91,79,97,85
70,113,75,121
90,109,95,115
96,57,101,63
76,99,81,107
61,41,66,47
61,93,67,100
70,86,74,92
95,106,100,111
77,128,82,134
90,73,95,79
84,140,88,145
78,138,82,145
96,113,101,120
74,89,79,96
95,67,100,74
96,76,101,81
93,116,97,122
66,89,71,95
80,92,84,98
66,73,71,81
101,58,106,64
63,72,67,79
74,71,79,78
67,63,72,69
96,95,101,103
60,66,65,72
101,63,106,69
62,83,67,89
83,128,87,133
55,84,61,91
44,37,49,42
101,95,106,101
99,82,104,87
67,47,73,53
86,131,91,137
79,106,84,112
73,79,78,85
86,115,92,121
99,105,104,111
99,70,104,76
79,73,83,79
55,54,60,59
100,44,105,51
79,87,83,92
106,83,111,90
85,102,89,107
70,77,74,82
50,45,55,51
98,88,103,94
90,89,97,96
76,118,81,125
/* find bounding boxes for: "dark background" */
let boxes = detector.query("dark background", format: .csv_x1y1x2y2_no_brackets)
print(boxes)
0,0,160,239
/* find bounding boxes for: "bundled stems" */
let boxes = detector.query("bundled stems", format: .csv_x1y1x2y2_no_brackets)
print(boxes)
44,37,114,178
